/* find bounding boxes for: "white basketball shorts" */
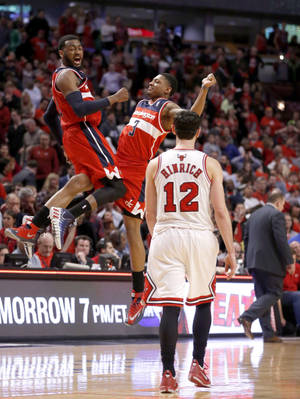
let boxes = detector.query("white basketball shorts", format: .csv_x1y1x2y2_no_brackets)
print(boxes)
144,228,219,307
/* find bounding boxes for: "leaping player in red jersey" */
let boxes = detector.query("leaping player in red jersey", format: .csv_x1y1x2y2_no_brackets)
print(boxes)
115,72,216,325
5,35,129,256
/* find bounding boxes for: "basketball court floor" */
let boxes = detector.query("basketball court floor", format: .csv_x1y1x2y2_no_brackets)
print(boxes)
0,336,299,399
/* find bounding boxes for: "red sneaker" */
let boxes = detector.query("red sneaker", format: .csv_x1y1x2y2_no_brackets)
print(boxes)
5,223,39,244
188,359,211,387
160,370,178,394
125,290,146,326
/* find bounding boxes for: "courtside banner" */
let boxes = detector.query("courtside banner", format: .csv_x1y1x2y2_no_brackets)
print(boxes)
0,278,261,339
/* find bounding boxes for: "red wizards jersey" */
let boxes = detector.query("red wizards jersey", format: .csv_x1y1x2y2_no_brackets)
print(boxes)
52,66,101,130
117,98,171,166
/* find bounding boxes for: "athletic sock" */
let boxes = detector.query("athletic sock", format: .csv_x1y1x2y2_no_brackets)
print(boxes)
160,306,181,377
32,206,50,229
132,271,144,292
192,302,212,367
68,199,92,219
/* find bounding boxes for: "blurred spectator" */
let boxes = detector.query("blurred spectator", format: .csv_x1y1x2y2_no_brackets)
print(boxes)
24,81,42,109
260,107,283,136
274,22,288,54
281,245,300,336
0,95,11,143
28,133,59,189
203,133,221,157
27,232,54,269
285,213,298,241
26,9,50,40
115,16,128,47
252,177,268,203
12,160,37,188
6,109,26,163
71,235,93,267
0,210,17,252
59,164,75,189
19,186,36,216
20,92,35,119
92,237,120,270
255,29,267,54
101,16,116,53
59,8,77,36
0,243,9,265
99,63,124,94
30,29,48,62
232,203,247,243
35,172,59,211
242,184,261,213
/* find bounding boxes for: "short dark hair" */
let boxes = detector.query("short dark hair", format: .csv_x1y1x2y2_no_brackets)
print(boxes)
173,110,201,140
268,189,285,204
75,235,92,247
161,73,178,96
58,35,81,50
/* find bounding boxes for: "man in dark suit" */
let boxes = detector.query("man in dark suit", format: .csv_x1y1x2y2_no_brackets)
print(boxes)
238,190,293,343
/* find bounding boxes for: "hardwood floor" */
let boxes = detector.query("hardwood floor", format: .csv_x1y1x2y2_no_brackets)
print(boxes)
0,336,299,398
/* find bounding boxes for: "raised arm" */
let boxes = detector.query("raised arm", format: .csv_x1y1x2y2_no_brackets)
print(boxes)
162,73,216,130
145,157,159,236
56,69,129,118
207,156,237,279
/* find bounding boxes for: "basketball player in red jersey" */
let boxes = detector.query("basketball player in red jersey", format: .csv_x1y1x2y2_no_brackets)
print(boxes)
115,72,217,325
6,35,128,255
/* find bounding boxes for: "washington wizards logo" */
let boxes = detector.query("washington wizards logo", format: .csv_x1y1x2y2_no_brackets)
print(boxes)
177,154,186,162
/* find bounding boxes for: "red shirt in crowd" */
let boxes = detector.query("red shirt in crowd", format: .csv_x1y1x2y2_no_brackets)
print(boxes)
30,36,48,62
283,263,300,291
28,145,59,180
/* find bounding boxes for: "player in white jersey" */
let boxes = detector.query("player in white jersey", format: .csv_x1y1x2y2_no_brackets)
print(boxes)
143,110,237,393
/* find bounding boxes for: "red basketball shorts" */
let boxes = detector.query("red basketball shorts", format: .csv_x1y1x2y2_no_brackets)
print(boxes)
63,121,122,189
115,161,146,219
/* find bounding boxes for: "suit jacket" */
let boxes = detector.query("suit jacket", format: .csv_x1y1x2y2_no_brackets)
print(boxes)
244,204,293,277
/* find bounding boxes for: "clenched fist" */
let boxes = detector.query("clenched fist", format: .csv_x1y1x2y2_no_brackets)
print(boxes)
112,87,129,103
202,73,216,89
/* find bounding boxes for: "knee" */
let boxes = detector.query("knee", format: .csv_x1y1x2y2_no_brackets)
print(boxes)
66,174,92,194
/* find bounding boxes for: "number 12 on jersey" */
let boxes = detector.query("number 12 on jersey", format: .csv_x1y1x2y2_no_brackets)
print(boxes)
164,181,199,212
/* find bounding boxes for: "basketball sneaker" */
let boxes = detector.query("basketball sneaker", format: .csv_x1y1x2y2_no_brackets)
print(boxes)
159,370,178,394
50,207,75,250
5,222,39,258
5,222,39,244
125,290,146,326
188,359,211,387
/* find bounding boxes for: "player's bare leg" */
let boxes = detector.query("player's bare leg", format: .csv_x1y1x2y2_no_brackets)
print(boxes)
123,214,146,325
46,173,93,209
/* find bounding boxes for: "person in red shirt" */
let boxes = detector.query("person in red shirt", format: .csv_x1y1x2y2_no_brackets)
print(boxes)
27,232,55,268
252,177,268,203
0,210,17,252
260,107,283,136
34,98,50,133
28,133,59,190
30,30,48,62
281,244,300,336
0,96,10,143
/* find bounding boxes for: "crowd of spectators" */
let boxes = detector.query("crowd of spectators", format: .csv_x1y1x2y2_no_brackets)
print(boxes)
0,7,300,277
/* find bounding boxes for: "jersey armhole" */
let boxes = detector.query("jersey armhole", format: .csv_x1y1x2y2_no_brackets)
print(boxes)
154,155,161,180
202,154,212,184
54,68,86,92
158,100,171,133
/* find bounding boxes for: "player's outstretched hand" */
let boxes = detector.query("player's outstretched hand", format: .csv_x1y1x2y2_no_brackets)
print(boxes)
224,252,237,280
113,87,129,103
202,73,216,89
